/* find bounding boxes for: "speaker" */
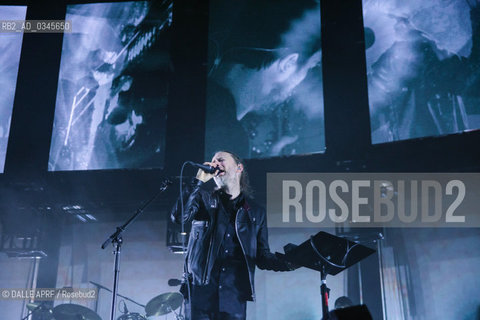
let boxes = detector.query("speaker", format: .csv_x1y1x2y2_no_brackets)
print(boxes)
328,305,373,320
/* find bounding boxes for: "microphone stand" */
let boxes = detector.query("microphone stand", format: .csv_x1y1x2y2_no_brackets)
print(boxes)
101,179,172,320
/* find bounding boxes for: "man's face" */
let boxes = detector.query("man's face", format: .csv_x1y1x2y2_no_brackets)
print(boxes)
211,151,241,188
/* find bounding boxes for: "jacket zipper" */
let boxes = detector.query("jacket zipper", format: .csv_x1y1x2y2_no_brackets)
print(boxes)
235,208,254,300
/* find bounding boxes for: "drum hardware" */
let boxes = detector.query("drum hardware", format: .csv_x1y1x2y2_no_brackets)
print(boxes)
111,291,184,320
115,300,147,320
116,312,147,320
22,302,53,320
88,280,184,320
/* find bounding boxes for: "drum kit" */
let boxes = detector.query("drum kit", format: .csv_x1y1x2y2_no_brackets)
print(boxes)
26,292,184,320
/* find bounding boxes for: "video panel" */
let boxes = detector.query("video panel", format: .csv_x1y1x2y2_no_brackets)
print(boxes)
49,1,172,171
363,0,480,144
0,6,27,173
205,0,325,160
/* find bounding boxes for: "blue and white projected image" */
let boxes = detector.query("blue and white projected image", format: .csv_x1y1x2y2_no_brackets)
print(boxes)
0,6,27,173
363,0,480,144
49,1,172,171
205,0,324,159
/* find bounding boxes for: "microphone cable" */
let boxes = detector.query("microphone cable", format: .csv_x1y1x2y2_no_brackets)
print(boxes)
179,161,192,320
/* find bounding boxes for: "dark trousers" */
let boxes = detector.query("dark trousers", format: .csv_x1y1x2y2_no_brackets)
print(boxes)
185,283,247,320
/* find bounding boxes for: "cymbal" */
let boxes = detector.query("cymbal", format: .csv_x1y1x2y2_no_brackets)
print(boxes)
52,303,101,320
145,292,183,316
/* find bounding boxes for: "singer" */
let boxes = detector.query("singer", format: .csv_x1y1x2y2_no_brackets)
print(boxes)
171,151,296,320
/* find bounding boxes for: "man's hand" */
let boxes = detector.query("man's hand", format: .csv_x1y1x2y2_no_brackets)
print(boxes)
275,252,301,271
196,162,219,183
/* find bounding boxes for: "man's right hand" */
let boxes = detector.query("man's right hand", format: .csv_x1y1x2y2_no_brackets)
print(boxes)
195,162,219,182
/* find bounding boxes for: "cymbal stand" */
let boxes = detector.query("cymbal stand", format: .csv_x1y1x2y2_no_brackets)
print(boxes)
168,305,185,320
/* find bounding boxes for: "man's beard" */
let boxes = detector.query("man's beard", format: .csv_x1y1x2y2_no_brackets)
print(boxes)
214,173,237,192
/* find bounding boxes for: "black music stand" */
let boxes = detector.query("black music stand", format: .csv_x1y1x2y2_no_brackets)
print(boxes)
279,231,376,320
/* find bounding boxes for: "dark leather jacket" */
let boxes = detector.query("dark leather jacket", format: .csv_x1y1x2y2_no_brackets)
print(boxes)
171,180,291,301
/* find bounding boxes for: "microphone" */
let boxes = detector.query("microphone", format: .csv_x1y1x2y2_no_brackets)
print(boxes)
168,278,182,286
187,161,222,174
